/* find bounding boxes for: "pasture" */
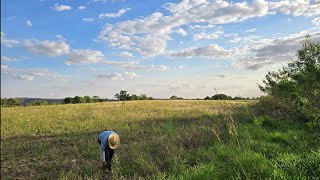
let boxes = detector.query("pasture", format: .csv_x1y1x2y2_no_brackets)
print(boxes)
1,100,319,179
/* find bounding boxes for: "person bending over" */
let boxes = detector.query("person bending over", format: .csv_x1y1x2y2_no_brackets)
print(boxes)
98,130,120,171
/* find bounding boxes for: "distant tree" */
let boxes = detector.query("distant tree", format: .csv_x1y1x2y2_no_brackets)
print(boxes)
6,98,22,107
28,100,49,106
211,94,232,100
204,96,211,100
73,96,84,103
130,94,139,100
170,95,178,100
92,96,101,102
139,94,148,100
64,97,73,104
115,90,130,101
233,96,244,100
148,96,154,100
83,96,93,103
1,98,7,107
170,95,183,100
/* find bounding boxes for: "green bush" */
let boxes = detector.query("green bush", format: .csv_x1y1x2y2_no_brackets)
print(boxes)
258,37,320,123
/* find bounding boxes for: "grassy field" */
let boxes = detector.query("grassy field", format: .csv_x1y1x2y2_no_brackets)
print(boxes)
1,100,319,179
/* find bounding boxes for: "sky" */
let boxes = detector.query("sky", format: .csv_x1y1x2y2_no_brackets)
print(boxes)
1,0,320,99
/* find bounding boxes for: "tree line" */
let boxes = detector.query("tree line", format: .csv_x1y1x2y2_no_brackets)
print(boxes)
1,91,254,107
63,96,106,104
1,98,57,107
204,94,254,100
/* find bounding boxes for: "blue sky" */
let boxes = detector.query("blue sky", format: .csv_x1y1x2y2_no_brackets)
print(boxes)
1,0,320,99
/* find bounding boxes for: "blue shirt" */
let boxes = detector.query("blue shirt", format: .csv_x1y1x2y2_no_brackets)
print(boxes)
98,130,117,161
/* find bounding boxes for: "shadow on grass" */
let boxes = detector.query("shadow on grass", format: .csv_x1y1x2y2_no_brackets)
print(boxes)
1,114,221,179
2,111,319,179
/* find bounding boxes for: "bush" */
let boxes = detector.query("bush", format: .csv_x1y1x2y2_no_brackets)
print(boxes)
258,37,320,123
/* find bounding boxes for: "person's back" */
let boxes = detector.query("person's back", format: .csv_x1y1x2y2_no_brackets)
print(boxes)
98,130,120,171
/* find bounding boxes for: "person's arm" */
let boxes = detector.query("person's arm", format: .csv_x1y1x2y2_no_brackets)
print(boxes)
100,140,106,162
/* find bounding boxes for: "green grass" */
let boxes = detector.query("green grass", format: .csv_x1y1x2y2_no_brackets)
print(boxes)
1,100,319,179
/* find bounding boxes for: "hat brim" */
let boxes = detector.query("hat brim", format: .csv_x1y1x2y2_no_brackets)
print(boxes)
108,133,120,149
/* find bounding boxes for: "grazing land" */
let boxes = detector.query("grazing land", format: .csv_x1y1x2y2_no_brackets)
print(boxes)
1,100,319,179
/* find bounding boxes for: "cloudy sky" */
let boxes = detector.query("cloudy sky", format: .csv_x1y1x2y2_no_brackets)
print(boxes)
1,0,320,99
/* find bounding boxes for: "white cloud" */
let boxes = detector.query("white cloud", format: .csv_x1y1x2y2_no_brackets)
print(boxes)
96,72,138,80
175,28,187,36
64,49,168,71
65,49,104,65
188,24,215,30
99,8,130,18
1,56,17,62
55,35,65,40
1,32,20,47
78,6,86,10
53,4,72,11
83,18,95,22
103,60,168,71
268,0,320,16
312,17,320,27
26,20,32,27
1,65,9,73
14,75,34,80
233,31,320,70
229,37,242,43
119,64,168,71
170,44,237,58
24,39,70,57
245,28,256,32
177,65,184,69
92,0,107,3
193,30,224,40
99,0,268,57
2,66,62,81
119,51,135,58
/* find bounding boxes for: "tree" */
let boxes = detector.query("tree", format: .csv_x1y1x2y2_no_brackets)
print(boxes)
64,97,73,104
73,96,84,103
92,96,101,102
170,95,183,100
28,100,48,106
6,98,22,107
130,94,139,100
83,96,93,103
1,98,7,107
233,96,244,100
204,96,211,100
259,36,320,122
211,94,232,100
115,90,130,101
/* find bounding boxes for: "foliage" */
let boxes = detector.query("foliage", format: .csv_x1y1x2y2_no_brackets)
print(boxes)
63,97,74,104
27,100,49,106
1,98,22,107
115,90,153,101
258,37,320,123
63,96,104,104
170,95,183,100
115,90,131,101
204,94,233,100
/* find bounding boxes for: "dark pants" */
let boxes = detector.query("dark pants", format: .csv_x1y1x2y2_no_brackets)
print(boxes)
98,139,114,164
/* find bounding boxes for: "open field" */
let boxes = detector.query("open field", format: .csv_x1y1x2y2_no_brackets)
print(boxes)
1,100,319,179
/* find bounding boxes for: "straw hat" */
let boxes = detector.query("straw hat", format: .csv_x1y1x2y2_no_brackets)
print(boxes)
108,133,120,149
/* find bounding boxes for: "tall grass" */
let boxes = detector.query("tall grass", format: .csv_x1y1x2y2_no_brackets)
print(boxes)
1,100,319,179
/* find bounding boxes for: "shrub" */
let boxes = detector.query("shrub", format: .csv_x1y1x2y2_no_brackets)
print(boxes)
258,37,320,123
